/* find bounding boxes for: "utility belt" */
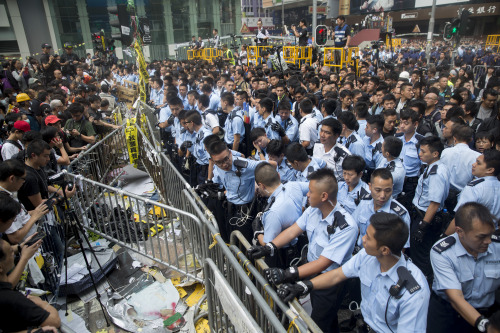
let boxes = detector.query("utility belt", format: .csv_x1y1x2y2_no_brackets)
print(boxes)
404,175,419,185
224,201,252,215
431,292,491,315
411,205,452,232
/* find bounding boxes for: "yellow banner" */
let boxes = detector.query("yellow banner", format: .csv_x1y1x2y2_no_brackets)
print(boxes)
134,40,148,103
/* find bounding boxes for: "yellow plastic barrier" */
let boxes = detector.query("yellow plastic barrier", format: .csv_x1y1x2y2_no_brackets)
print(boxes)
323,47,360,71
187,49,203,60
203,48,222,63
247,45,272,65
386,35,402,49
281,46,312,66
486,35,500,53
283,46,296,64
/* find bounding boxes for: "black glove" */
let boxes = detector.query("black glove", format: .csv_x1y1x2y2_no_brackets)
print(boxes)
167,114,175,126
247,242,277,260
277,280,313,303
180,141,193,153
271,122,286,137
412,220,431,243
252,213,264,241
264,266,299,285
475,316,490,332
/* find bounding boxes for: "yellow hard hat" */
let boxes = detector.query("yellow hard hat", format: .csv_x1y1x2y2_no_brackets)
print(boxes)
16,93,31,103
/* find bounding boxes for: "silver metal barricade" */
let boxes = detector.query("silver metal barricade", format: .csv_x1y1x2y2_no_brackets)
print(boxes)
68,126,129,184
230,231,323,333
204,258,264,333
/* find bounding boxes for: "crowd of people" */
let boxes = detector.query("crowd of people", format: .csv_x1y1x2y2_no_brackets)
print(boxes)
0,26,499,332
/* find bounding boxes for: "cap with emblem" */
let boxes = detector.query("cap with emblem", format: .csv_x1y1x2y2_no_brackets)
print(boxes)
41,43,52,49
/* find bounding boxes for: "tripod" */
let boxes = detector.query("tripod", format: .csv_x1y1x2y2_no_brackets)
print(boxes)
59,180,116,327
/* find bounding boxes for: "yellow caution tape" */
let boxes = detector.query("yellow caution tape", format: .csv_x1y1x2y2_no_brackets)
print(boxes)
185,283,205,307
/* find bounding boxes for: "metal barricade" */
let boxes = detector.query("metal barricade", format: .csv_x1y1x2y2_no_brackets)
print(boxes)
230,231,323,333
295,46,313,66
68,125,129,185
67,172,205,282
204,259,264,333
136,101,162,152
187,49,203,60
283,46,296,64
203,48,223,63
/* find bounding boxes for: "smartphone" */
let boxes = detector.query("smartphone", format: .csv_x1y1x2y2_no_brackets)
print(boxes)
25,231,46,247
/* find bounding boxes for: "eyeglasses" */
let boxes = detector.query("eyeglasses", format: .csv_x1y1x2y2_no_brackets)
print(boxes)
213,154,230,166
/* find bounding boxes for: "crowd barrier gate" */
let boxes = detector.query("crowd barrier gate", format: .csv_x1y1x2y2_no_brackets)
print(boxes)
63,100,324,332
323,47,360,71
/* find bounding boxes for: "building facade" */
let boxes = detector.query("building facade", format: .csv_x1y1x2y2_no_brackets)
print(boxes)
0,0,242,60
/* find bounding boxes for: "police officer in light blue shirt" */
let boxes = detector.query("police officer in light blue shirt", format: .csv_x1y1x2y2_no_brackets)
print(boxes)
221,93,245,152
248,168,357,333
267,139,297,183
377,136,406,198
210,140,268,242
410,136,450,281
252,163,309,268
439,125,481,210
275,103,299,143
258,98,281,141
285,143,326,182
363,114,385,170
183,110,213,184
337,155,370,214
277,212,429,333
428,202,500,333
338,111,367,157
353,168,411,249
452,149,500,229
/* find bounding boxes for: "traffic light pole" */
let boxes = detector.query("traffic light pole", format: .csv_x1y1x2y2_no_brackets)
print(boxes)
425,0,437,65
312,0,317,46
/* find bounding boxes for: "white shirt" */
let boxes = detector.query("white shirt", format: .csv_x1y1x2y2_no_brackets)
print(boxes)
299,114,319,149
1,140,23,161
202,110,220,131
313,143,351,182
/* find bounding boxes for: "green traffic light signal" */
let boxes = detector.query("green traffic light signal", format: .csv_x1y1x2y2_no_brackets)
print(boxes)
452,27,457,33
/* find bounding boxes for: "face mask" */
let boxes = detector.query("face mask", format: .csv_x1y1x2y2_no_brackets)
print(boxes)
13,93,17,97
24,119,30,124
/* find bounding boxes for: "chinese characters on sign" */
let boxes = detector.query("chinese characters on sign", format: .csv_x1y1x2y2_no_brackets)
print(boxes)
457,5,497,16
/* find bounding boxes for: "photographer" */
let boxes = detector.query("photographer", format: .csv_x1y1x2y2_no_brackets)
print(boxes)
291,19,308,47
59,43,80,78
17,140,76,260
0,159,49,244
0,237,61,332
39,43,59,84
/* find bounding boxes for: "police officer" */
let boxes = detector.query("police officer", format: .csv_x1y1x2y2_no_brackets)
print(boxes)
313,118,351,182
221,92,246,153
40,43,59,84
353,168,411,249
285,143,326,182
363,115,385,172
59,43,80,78
377,136,406,198
440,125,481,210
158,96,183,154
338,111,367,158
209,140,269,242
446,149,500,234
277,212,430,333
266,139,297,183
252,163,309,268
410,136,450,282
248,168,358,333
257,98,281,140
183,111,213,185
396,109,423,210
428,202,500,333
274,102,299,143
337,155,370,215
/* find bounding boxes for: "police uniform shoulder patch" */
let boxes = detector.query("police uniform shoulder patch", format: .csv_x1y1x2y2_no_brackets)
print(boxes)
360,187,372,200
428,164,438,176
306,165,315,176
397,266,421,295
285,159,294,169
334,211,349,230
491,229,500,243
415,133,424,142
390,201,407,217
387,160,396,172
349,134,358,144
395,132,404,137
467,178,485,187
432,236,456,254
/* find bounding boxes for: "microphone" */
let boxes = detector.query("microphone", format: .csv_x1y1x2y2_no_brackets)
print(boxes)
48,169,68,181
389,266,411,298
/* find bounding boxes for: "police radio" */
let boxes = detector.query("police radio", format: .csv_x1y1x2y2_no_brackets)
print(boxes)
233,159,248,177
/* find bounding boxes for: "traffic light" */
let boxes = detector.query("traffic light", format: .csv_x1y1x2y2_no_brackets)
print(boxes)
91,32,104,51
315,25,328,46
459,9,471,35
450,18,460,36
107,39,116,51
108,4,132,46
